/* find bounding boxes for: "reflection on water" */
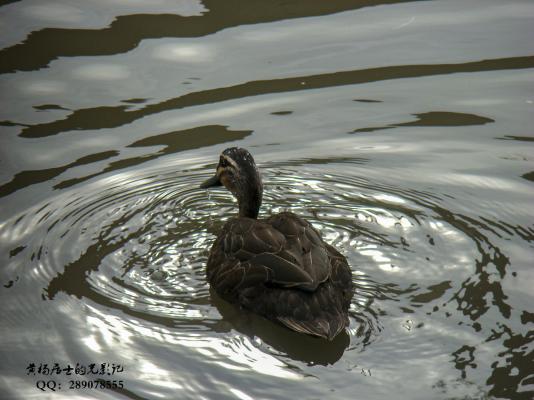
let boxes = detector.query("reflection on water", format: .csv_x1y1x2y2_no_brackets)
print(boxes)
0,0,415,73
1,0,534,399
351,111,495,133
5,55,532,139
3,160,533,397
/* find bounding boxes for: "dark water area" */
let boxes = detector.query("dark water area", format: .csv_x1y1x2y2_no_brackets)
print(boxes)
1,1,533,399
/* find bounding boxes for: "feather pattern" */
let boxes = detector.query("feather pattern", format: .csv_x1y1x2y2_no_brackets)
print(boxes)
207,212,354,340
201,147,354,340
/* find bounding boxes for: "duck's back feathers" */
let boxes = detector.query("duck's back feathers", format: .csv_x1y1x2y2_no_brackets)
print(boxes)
207,212,353,340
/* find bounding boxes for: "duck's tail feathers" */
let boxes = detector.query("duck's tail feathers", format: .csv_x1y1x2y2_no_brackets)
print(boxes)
277,314,347,341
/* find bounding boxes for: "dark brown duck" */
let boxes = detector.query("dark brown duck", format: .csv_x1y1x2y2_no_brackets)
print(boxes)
201,147,354,340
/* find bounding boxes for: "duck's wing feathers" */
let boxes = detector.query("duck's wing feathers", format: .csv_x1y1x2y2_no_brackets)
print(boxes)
207,213,331,296
266,212,331,289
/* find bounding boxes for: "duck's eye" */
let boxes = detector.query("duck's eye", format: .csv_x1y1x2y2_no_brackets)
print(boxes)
219,157,228,168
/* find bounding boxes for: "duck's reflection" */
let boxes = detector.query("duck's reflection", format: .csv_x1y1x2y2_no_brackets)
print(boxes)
209,289,350,366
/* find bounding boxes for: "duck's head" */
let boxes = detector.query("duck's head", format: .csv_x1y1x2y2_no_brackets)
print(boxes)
200,147,263,219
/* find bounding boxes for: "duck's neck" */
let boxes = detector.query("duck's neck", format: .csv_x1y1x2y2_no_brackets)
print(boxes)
237,184,262,219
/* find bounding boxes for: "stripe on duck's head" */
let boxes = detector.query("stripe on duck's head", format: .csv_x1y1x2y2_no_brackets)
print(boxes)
200,147,263,219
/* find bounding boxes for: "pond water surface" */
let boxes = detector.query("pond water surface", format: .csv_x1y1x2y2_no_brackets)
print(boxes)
1,1,534,399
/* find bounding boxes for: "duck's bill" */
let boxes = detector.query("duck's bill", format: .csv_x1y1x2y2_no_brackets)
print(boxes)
200,174,222,188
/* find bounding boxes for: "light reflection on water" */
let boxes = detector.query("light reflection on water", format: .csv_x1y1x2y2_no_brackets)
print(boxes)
1,0,534,399
3,156,530,397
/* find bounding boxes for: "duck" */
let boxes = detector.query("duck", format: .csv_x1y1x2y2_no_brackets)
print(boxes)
200,147,354,340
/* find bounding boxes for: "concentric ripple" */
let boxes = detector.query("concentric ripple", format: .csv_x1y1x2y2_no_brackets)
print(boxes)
1,159,520,365
260,166,483,350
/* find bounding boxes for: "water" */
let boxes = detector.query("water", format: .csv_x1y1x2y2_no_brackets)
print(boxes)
1,0,533,399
